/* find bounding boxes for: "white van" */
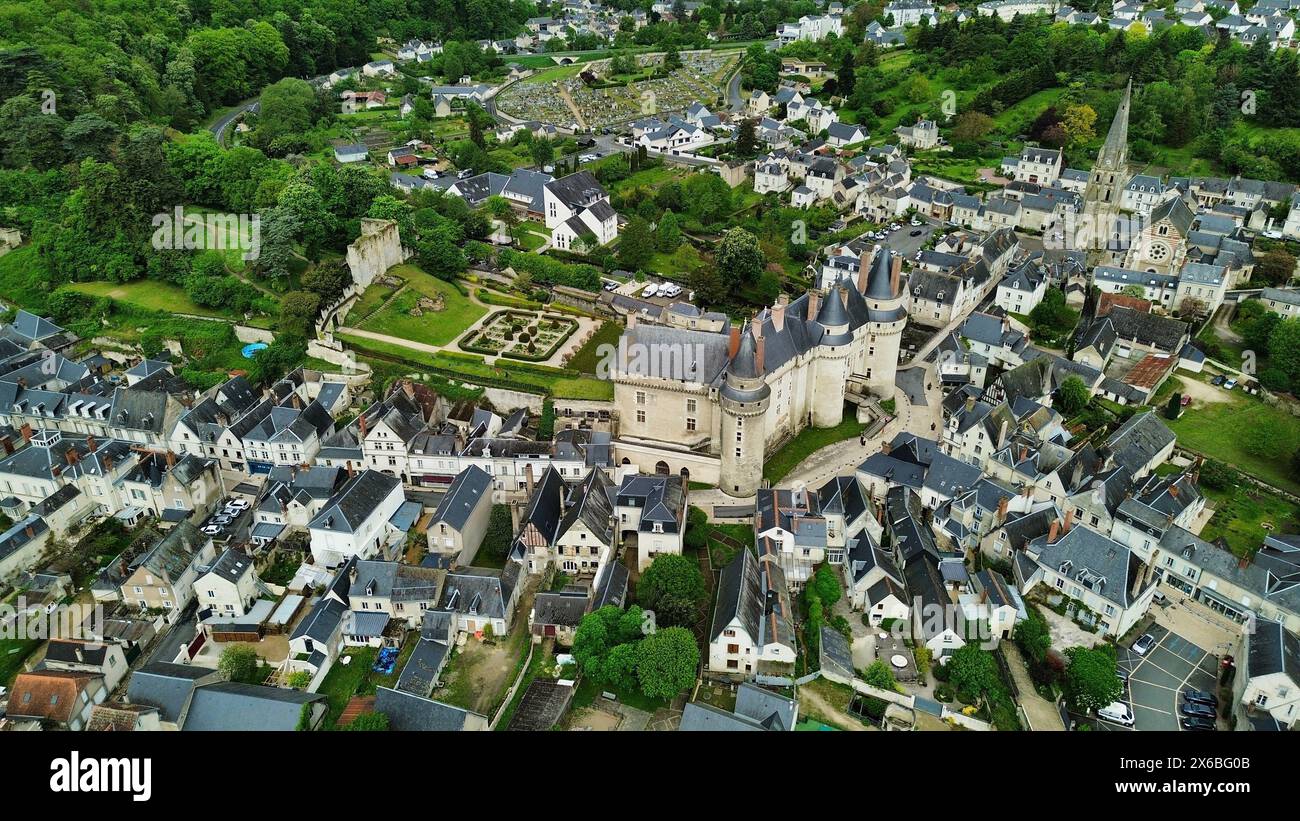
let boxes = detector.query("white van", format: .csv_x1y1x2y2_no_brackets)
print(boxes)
1098,701,1135,726
642,283,659,298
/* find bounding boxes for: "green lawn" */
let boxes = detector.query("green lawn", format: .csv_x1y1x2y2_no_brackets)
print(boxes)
1166,394,1300,497
315,647,378,729
63,280,239,320
567,320,622,375
1199,484,1300,558
356,264,486,346
763,413,867,484
571,674,668,715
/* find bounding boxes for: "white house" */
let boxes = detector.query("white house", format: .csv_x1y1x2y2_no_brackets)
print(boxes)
307,470,407,567
194,548,261,618
544,171,619,251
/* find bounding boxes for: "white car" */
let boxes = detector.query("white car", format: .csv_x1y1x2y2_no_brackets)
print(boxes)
225,498,250,511
642,283,659,298
201,525,222,536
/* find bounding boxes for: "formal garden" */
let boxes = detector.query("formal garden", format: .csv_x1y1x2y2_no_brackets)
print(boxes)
459,310,579,361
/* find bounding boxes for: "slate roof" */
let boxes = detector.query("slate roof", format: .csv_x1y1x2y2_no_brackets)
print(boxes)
182,682,325,731
126,662,217,723
429,465,492,530
1104,411,1175,476
1028,525,1146,608
374,686,485,730
309,470,401,533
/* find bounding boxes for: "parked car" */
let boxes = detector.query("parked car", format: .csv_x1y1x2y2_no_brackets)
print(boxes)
201,525,222,536
210,514,234,525
1098,701,1135,726
1181,716,1216,731
909,229,924,237
602,281,618,291
1153,590,1169,606
225,498,250,511
1211,375,1225,386
1180,701,1216,719
1182,689,1218,707
1117,670,1129,689
642,283,659,298
1132,633,1156,655
1223,379,1237,390
457,168,474,179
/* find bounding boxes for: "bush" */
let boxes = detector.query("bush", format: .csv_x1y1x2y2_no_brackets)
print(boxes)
934,684,955,702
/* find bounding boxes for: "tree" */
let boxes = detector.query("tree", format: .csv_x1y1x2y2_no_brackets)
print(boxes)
715,227,765,287
300,258,351,306
947,644,1001,704
636,626,698,700
218,643,261,684
951,110,995,143
1059,103,1098,147
618,215,654,271
256,77,317,144
529,137,555,169
810,565,842,609
346,712,390,731
1055,375,1090,416
1255,247,1296,286
1063,645,1123,713
655,210,681,253
862,659,899,693
734,117,759,158
1268,317,1300,387
1165,392,1183,420
278,290,321,340
637,554,705,628
1013,607,1052,664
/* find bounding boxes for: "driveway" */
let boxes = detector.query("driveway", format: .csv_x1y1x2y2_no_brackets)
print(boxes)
1098,624,1220,732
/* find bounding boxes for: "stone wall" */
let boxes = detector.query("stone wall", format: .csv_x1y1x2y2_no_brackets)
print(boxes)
346,218,407,291
483,387,545,414
234,325,276,344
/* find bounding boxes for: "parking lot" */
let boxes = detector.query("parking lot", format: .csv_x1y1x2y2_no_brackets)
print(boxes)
1096,624,1221,731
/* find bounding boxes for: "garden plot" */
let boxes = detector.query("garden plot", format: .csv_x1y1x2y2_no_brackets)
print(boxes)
460,310,578,361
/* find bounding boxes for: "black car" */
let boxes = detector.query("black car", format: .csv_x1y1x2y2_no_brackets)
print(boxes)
1181,715,1216,731
1183,688,1218,707
1211,374,1226,386
1117,670,1129,689
1180,701,1216,719
909,229,924,237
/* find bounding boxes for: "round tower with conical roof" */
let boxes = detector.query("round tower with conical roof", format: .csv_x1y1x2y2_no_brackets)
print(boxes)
857,247,909,399
718,320,771,498
812,283,852,428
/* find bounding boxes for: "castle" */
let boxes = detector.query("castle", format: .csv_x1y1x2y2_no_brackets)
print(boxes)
613,248,909,497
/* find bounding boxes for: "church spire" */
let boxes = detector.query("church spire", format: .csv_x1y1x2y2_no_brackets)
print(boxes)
1097,79,1132,170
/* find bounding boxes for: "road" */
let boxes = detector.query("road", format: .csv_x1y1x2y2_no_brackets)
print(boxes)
209,98,260,145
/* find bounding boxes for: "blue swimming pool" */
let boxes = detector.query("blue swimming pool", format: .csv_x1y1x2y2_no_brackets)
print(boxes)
241,342,269,358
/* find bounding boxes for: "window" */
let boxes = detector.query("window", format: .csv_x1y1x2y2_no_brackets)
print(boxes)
636,410,645,424
686,417,696,432
636,391,646,405
686,399,697,413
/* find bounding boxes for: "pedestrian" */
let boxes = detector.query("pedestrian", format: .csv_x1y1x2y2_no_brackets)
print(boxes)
930,422,936,431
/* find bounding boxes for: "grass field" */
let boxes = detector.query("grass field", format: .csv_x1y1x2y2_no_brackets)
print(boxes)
567,320,622,375
63,280,238,319
1166,394,1300,497
1199,483,1300,558
356,264,485,346
763,413,867,484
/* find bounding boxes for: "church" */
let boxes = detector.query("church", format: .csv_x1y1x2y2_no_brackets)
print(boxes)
612,249,910,497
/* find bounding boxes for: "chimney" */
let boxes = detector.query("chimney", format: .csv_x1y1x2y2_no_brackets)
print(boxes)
1063,507,1074,533
25,524,35,539
74,646,84,663
755,335,766,374
1018,445,1028,462
727,326,741,360
166,450,176,469
889,253,902,296
750,315,763,341
997,495,1009,522
20,423,32,443
627,312,638,329
1238,555,1250,570
882,440,891,455
292,393,301,409
103,455,113,472
808,290,821,320
998,419,1009,447
65,449,79,466
347,462,356,478
525,463,536,495
772,297,787,332
1,436,12,455
1048,519,1060,544
965,396,976,413
403,380,415,400
857,255,870,293
86,435,97,453
359,414,368,439
876,503,884,524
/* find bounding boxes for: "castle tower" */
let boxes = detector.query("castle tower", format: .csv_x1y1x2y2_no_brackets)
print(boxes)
812,285,852,428
857,248,909,399
719,325,771,499
1081,79,1132,258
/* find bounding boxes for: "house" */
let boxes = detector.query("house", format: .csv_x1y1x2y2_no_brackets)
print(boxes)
1258,287,1300,320
553,469,617,578
125,661,222,729
333,143,369,164
895,118,939,150
529,587,588,646
543,171,619,251
707,547,796,679
395,610,456,696
41,639,130,691
825,122,869,148
426,465,493,564
120,521,216,612
844,531,908,624
0,514,50,584
1021,520,1157,637
182,682,327,731
348,560,444,627
5,670,107,730
1103,409,1176,479
86,703,163,731
362,60,396,77
307,469,406,567
438,564,522,636
680,682,799,730
374,685,489,730
194,547,261,618
995,261,1049,314
1233,618,1300,730
614,474,687,571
